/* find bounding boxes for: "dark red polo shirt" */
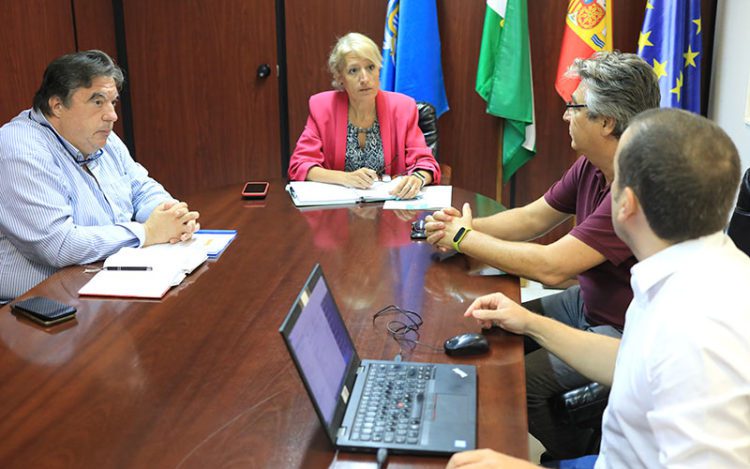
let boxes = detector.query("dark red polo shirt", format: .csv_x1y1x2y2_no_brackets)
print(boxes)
544,156,635,329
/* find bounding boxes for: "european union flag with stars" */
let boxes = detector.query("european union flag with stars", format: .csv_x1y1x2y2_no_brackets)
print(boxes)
638,0,701,113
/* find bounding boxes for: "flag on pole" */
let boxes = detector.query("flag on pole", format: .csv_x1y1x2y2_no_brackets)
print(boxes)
381,0,449,117
637,0,701,113
476,0,536,183
555,0,613,102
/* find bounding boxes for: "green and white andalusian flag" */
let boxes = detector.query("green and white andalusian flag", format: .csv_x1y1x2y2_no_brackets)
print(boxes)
476,0,536,182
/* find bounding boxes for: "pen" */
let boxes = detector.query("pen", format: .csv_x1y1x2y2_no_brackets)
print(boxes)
104,266,153,271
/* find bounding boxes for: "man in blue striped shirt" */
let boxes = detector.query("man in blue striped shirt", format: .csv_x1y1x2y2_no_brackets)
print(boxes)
0,50,200,300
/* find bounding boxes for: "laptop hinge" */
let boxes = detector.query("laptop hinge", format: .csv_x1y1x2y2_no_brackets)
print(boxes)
356,365,365,375
337,426,347,438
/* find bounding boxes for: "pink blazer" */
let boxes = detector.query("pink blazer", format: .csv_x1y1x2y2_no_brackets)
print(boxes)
288,90,441,183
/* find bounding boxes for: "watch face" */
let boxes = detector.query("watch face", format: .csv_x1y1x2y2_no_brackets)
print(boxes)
453,227,466,242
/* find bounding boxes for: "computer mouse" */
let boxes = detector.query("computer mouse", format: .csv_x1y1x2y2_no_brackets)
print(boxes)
444,332,489,356
411,219,427,239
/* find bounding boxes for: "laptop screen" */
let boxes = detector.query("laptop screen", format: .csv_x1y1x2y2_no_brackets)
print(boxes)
285,266,355,426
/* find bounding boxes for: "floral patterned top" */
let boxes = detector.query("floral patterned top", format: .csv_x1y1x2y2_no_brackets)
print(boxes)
344,119,384,173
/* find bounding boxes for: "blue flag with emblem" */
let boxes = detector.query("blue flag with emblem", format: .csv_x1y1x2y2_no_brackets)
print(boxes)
381,0,449,117
637,0,702,113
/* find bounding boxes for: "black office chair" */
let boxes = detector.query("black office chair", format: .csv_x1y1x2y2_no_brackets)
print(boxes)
549,381,609,456
728,168,750,257
416,101,451,184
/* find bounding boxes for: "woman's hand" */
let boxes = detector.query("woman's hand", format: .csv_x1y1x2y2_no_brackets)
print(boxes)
306,167,378,188
390,174,424,200
339,168,379,188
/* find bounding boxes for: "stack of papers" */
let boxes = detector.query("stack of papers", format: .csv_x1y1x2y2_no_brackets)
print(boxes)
286,180,403,207
286,179,453,210
192,230,237,259
78,241,209,299
383,186,452,210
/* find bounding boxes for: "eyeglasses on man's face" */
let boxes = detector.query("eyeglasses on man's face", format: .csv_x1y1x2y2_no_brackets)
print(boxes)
564,102,588,113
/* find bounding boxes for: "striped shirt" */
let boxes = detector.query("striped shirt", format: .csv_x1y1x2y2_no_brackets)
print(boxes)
0,109,172,299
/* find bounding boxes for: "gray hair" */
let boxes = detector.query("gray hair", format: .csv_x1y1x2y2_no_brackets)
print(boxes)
328,33,382,90
568,51,660,138
33,50,124,116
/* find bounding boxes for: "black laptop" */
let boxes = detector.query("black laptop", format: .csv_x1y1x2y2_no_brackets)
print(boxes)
279,264,477,455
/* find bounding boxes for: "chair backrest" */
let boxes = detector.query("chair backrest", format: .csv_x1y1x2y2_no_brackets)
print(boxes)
416,101,451,184
416,101,439,159
728,168,750,257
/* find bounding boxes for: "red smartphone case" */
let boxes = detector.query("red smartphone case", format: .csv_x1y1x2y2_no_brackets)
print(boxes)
241,182,269,199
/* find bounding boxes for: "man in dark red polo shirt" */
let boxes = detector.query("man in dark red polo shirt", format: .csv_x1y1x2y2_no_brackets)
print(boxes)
425,51,661,458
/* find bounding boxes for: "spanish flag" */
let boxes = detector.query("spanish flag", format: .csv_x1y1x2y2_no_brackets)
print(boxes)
555,0,613,102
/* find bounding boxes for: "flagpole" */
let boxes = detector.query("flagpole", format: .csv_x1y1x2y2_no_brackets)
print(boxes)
496,119,504,203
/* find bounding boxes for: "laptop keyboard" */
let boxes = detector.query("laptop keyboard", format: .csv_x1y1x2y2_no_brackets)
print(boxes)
350,363,434,445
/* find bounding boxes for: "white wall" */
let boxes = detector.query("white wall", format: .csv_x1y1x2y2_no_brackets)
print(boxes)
709,0,750,172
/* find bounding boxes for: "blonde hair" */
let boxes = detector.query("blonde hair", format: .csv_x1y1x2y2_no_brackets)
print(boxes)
328,32,382,90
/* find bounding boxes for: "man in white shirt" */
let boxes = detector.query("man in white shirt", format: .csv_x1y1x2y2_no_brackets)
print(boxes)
447,108,750,468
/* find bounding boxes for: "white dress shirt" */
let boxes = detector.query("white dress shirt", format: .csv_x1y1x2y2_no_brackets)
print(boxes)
0,109,171,298
597,232,750,468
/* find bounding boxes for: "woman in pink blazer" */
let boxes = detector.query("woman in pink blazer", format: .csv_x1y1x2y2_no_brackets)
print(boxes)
288,32,441,200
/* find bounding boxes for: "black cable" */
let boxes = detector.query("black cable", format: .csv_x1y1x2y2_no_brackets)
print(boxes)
373,304,443,353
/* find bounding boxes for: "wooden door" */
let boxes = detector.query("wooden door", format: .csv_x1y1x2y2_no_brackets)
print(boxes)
284,0,384,155
122,0,281,199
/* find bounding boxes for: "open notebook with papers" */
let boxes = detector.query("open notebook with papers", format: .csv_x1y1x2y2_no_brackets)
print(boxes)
286,179,406,207
78,241,208,299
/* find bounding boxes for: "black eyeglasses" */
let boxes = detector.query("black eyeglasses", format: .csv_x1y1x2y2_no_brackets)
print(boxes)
565,102,587,111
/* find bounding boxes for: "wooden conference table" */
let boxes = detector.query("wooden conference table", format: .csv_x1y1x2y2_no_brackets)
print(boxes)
0,182,527,468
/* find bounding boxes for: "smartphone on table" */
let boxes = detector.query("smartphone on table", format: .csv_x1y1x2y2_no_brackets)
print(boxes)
241,182,270,199
11,296,77,326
